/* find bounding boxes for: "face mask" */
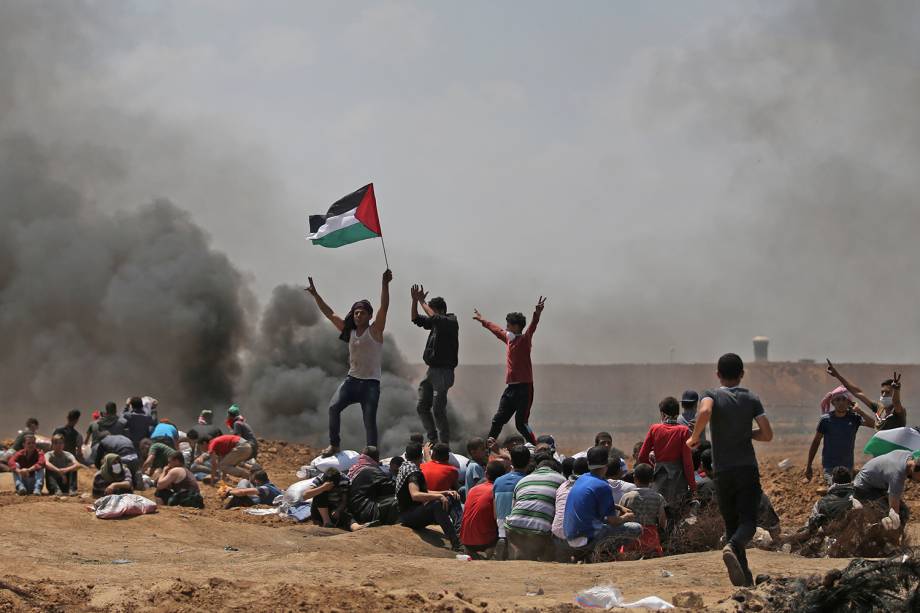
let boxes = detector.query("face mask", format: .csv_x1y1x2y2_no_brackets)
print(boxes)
112,463,123,475
880,396,894,408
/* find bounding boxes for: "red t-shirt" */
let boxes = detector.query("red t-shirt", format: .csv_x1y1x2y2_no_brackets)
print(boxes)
480,310,541,384
421,460,459,492
208,434,241,457
461,481,497,546
638,422,696,492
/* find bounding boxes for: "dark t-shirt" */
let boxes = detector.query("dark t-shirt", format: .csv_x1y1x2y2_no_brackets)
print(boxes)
52,425,82,456
817,412,863,471
413,313,459,369
874,402,907,431
396,471,427,513
95,435,138,467
123,412,155,448
703,387,765,472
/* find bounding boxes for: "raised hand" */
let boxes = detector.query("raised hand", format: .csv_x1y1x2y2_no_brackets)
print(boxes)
305,277,318,297
892,371,902,389
535,296,547,313
473,309,483,322
418,284,428,302
410,284,420,301
382,269,393,284
826,359,840,379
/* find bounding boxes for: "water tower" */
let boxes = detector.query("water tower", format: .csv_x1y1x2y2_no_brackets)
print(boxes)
753,336,769,362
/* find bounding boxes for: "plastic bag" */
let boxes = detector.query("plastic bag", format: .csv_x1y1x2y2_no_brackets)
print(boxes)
296,450,360,479
575,584,674,610
92,494,158,519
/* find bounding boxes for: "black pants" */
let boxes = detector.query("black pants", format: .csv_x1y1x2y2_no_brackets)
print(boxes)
488,383,536,444
400,499,461,548
417,367,455,443
46,471,76,494
715,465,761,574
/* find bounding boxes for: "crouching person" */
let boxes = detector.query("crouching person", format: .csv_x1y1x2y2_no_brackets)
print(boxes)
396,442,462,551
205,434,254,483
155,451,204,508
563,446,642,557
223,470,282,509
295,468,367,531
619,463,667,557
92,453,133,498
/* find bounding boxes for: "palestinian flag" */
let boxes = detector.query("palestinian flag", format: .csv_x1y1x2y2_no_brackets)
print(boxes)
863,427,920,457
308,183,382,248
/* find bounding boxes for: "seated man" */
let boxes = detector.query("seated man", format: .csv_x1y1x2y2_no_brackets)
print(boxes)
44,434,80,495
347,446,399,525
421,442,460,492
461,460,507,558
224,469,283,509
460,437,488,502
94,431,142,490
563,446,642,554
853,449,920,524
154,451,204,508
492,444,531,559
396,442,462,550
505,455,565,561
552,457,588,562
607,454,637,504
10,434,45,495
92,453,134,498
202,434,254,483
620,463,667,557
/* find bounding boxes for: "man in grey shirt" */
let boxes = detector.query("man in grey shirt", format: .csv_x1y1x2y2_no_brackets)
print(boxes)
688,353,772,588
853,449,920,522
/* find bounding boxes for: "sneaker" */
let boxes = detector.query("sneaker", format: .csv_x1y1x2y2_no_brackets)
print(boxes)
722,545,747,587
16,488,27,496
320,445,340,458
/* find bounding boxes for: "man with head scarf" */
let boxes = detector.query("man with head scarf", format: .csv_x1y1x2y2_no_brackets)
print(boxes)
305,269,393,457
827,360,907,430
92,453,134,498
805,386,876,485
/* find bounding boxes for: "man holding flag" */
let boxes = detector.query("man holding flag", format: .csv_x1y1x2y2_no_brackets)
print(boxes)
306,183,393,457
306,270,392,457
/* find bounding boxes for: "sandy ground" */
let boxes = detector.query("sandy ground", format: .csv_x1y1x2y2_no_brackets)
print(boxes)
1,440,918,612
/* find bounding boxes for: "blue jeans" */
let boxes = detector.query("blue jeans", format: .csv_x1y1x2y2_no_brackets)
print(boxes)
328,376,380,447
589,522,643,546
417,367,455,443
14,469,45,494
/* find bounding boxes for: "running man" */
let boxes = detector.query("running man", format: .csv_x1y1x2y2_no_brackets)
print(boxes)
687,353,773,588
306,270,392,456
473,296,546,446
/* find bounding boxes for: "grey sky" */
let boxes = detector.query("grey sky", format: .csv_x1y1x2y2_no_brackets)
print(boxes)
37,0,920,365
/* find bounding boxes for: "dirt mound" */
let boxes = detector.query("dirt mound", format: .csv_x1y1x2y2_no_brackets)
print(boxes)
0,575,90,612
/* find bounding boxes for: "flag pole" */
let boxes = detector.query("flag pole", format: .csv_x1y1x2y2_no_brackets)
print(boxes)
380,236,390,270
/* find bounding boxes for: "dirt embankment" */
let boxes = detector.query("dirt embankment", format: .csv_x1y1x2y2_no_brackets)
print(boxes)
1,440,918,612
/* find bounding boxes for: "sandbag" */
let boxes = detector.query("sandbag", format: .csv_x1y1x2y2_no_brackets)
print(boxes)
93,494,158,519
297,450,360,479
283,477,322,504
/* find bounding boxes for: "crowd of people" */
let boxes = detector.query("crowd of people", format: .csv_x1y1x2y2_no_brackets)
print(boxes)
2,273,916,590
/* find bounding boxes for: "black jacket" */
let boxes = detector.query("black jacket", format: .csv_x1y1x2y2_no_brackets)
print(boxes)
347,467,399,525
413,313,459,368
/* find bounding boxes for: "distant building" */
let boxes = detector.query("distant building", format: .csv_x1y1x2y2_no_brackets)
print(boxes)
753,336,769,362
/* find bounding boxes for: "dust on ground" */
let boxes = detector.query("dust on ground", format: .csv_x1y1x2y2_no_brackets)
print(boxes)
1,443,918,612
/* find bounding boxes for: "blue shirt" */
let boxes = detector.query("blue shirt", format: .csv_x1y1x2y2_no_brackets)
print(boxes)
493,471,525,524
150,423,178,444
563,473,615,540
818,412,863,471
461,462,485,502
256,482,283,504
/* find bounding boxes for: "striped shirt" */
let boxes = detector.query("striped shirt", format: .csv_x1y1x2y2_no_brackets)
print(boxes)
504,467,565,535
